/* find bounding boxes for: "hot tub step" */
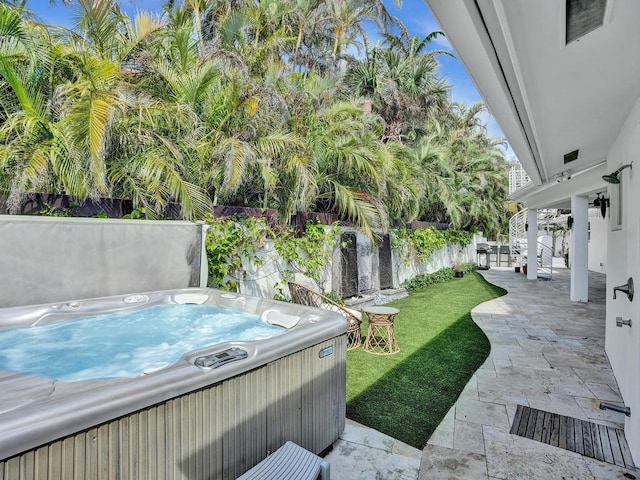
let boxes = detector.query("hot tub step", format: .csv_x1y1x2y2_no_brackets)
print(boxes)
237,441,330,480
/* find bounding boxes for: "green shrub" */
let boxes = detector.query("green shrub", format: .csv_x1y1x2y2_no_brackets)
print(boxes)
402,262,477,290
444,229,473,248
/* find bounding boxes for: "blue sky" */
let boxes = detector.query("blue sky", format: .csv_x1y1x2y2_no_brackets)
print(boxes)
28,0,511,157
382,0,511,157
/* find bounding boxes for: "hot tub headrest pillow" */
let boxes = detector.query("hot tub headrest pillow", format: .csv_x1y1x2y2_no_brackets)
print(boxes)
260,310,300,329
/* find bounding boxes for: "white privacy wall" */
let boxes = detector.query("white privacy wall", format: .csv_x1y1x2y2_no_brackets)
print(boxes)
605,95,640,463
237,230,481,300
393,236,479,287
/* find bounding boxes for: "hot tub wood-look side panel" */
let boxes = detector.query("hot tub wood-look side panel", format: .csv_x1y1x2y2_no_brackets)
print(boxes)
0,336,346,480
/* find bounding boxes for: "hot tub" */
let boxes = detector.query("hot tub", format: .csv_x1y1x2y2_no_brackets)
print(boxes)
0,288,347,479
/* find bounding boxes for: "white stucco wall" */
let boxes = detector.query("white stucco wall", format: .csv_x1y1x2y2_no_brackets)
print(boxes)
393,235,479,287
605,95,640,463
588,210,607,274
236,229,480,300
237,238,338,299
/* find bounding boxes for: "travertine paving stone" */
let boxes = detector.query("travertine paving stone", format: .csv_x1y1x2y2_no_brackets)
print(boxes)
454,419,485,455
327,419,421,479
423,266,637,479
419,445,488,480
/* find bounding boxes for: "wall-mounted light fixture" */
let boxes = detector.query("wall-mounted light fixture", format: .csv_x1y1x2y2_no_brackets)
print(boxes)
554,169,572,183
592,193,610,218
602,163,633,184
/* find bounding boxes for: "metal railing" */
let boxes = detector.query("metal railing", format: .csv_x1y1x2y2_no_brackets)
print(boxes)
536,240,553,280
509,209,527,266
508,209,554,279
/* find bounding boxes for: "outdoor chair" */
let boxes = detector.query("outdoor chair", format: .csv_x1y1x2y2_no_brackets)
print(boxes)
287,282,362,350
499,245,512,266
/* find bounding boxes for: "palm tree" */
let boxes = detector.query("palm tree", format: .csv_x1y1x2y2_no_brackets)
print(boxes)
325,0,398,75
343,33,449,142
1,0,511,235
0,2,211,218
0,4,73,209
409,136,459,224
303,99,396,237
425,103,510,235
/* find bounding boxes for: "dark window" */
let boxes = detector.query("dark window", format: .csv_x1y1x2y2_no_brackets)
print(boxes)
566,0,607,44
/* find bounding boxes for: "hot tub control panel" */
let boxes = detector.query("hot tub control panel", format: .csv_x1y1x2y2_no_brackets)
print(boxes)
194,347,248,369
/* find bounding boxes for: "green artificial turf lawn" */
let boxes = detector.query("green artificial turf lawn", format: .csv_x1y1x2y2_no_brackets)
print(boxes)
346,272,506,449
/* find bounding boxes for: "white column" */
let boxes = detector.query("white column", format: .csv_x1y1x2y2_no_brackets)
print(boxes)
570,194,589,302
526,208,538,280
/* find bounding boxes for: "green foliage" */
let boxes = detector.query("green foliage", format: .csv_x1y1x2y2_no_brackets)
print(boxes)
411,227,446,260
0,2,512,235
203,217,339,297
457,262,478,274
205,216,269,291
123,207,146,220
443,229,473,247
323,291,345,305
392,227,472,263
401,262,477,290
402,267,454,290
273,221,340,292
38,202,77,217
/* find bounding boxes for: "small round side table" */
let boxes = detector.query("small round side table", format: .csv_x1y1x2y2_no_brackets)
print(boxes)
362,306,400,355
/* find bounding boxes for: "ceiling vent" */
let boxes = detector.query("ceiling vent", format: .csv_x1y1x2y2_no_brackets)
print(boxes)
566,0,607,44
564,149,580,163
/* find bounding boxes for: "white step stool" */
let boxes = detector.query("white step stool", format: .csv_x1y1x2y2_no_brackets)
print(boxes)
237,441,330,480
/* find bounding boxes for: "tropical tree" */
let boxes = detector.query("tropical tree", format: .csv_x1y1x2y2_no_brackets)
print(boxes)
343,32,449,142
307,102,390,235
1,0,512,238
424,103,510,236
0,2,210,218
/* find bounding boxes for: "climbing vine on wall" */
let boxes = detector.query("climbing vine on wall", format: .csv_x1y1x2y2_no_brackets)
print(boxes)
205,216,340,296
205,216,269,291
273,222,341,296
443,229,474,248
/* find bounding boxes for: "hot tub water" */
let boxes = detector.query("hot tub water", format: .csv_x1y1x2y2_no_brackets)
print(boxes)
0,304,285,381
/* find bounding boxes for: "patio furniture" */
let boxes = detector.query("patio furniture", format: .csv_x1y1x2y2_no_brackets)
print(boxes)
499,245,512,266
362,306,400,355
489,245,499,266
288,282,362,349
237,441,330,480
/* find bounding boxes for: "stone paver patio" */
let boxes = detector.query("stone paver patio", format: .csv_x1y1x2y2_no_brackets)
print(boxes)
326,419,421,479
327,265,639,479
420,266,638,480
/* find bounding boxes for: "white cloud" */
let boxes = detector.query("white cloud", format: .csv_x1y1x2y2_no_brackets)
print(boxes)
409,17,452,50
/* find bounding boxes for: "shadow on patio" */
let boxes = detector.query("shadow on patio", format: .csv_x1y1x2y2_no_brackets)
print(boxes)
420,266,637,480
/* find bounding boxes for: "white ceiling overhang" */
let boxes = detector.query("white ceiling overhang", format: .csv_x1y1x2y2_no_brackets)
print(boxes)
426,0,640,206
510,162,607,209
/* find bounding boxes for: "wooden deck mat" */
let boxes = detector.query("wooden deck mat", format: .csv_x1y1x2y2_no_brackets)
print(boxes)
510,405,635,469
